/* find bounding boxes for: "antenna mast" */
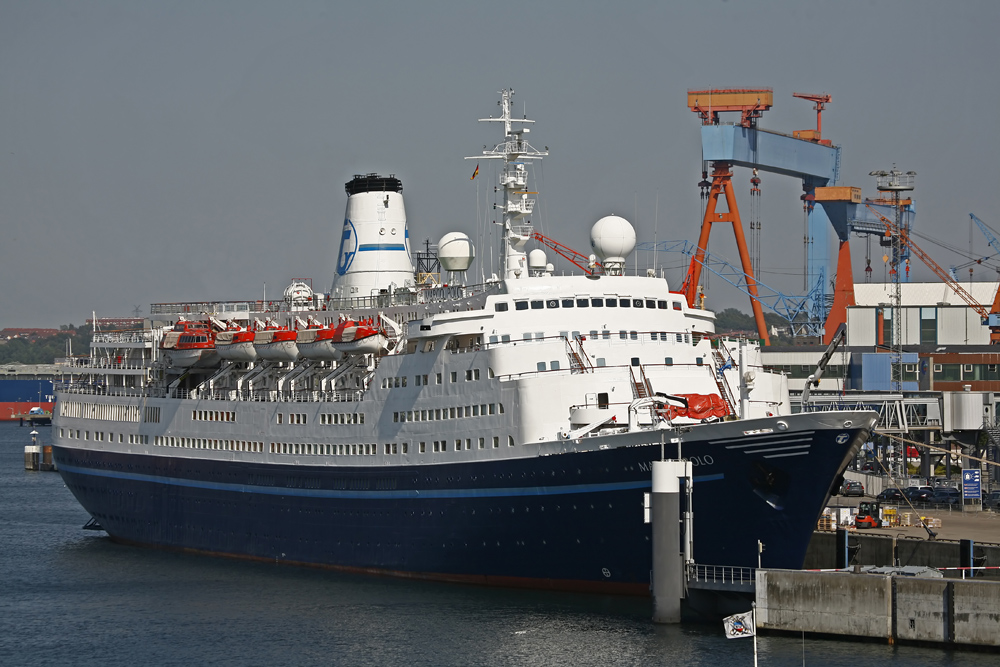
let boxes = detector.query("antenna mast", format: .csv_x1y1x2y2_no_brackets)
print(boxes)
467,89,548,279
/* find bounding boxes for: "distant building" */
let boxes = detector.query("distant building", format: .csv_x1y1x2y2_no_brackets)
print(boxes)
85,317,144,330
0,328,64,342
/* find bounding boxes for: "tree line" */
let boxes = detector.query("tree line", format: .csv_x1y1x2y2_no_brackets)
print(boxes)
0,326,93,365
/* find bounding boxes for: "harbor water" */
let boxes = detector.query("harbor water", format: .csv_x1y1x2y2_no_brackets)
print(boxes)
0,422,993,666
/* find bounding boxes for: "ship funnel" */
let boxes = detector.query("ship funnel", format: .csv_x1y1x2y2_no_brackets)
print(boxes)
330,174,414,302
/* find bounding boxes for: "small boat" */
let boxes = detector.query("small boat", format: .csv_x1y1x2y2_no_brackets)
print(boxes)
159,321,218,368
215,326,258,362
253,324,299,362
296,323,343,361
328,317,388,355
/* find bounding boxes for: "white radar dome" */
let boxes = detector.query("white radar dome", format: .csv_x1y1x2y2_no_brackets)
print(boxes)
438,232,475,272
528,249,547,271
590,215,636,261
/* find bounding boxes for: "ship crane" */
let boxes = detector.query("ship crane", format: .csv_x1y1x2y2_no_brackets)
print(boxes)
530,231,602,275
868,205,1000,344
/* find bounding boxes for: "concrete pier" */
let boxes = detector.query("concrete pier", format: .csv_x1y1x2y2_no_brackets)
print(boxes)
756,569,1000,648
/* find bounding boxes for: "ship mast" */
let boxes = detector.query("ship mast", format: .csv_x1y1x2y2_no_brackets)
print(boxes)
468,89,547,279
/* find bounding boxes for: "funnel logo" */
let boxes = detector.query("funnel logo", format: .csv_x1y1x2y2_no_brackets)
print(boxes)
337,219,358,275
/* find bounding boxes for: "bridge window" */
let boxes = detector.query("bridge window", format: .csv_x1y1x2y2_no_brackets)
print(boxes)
646,300,656,309
494,302,508,312
591,298,603,307
619,299,630,308
531,300,544,310
606,298,617,307
561,299,574,308
515,301,529,311
546,299,559,308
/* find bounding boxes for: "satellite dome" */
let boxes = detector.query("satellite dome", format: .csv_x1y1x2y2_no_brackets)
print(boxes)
438,232,475,272
590,216,635,275
528,249,547,272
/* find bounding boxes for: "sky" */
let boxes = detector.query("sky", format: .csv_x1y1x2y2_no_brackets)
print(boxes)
2,0,998,328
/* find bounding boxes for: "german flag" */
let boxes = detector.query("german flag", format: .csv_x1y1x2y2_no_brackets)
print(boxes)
470,163,479,180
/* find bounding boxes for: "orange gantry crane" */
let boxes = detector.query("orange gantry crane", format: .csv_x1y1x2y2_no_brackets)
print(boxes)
867,204,1000,344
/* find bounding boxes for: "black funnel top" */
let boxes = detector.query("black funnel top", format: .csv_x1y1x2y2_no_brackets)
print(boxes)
345,173,403,195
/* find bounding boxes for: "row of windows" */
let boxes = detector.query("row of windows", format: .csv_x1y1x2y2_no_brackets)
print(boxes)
266,437,516,456
144,407,160,423
393,402,504,423
155,436,265,452
489,331,693,345
277,413,307,425
61,428,134,443
381,369,482,389
427,436,512,452
496,297,682,312
59,401,141,423
193,410,236,422
272,442,377,456
534,357,698,371
319,413,365,425
934,363,1000,381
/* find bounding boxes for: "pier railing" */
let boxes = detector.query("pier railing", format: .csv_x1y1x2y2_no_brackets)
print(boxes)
686,564,756,592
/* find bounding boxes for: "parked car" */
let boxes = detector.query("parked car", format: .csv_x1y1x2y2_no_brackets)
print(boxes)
841,480,865,497
984,491,1000,511
904,487,934,503
876,488,905,502
929,488,962,505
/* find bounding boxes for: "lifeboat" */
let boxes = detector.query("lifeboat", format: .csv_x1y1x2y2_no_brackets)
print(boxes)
159,321,218,368
329,317,388,355
215,326,258,362
296,323,343,361
253,324,300,362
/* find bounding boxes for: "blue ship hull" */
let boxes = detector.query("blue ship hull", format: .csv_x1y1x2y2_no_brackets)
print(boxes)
53,415,869,594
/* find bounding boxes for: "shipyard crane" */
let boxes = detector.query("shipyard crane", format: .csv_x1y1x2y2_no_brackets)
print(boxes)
868,205,1000,344
969,213,1000,333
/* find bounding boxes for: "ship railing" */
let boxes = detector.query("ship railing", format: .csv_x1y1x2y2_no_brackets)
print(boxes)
92,331,158,344
54,382,151,398
69,360,150,371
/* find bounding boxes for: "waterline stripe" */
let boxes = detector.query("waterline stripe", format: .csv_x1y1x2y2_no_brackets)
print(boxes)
58,463,724,500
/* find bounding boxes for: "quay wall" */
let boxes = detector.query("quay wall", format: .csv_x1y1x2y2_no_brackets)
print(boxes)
805,531,1000,572
756,570,1000,648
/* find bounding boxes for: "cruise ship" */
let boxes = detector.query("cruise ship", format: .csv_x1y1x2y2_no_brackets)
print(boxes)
52,90,876,594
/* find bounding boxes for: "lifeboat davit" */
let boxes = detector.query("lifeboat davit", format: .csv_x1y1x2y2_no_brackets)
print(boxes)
159,321,218,368
215,327,258,362
253,325,300,362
